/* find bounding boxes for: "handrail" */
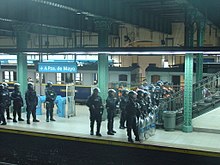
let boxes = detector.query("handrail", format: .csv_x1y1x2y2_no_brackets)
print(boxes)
164,71,220,114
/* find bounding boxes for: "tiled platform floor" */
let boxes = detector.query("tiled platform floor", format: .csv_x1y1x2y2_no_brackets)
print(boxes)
1,105,220,153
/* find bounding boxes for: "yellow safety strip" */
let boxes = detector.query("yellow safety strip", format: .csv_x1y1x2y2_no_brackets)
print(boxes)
0,128,219,158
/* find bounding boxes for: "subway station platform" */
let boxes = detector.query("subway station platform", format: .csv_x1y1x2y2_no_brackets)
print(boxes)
0,105,220,164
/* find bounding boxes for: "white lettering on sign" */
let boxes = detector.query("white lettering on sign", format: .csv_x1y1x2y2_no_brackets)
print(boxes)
57,66,62,71
38,63,77,73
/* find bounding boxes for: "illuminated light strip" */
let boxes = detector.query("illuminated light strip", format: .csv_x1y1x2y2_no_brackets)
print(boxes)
31,0,95,17
56,51,220,55
0,18,13,22
31,0,78,12
0,128,219,158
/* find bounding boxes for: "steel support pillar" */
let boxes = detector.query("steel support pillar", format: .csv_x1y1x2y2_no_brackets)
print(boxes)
95,19,111,120
195,17,206,101
14,24,29,105
183,9,195,132
183,53,193,132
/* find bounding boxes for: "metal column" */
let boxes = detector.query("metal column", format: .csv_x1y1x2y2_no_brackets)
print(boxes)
195,17,206,101
14,24,29,102
183,9,195,132
183,53,194,132
95,19,111,120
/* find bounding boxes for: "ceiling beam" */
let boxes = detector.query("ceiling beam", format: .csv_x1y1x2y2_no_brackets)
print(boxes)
0,0,119,36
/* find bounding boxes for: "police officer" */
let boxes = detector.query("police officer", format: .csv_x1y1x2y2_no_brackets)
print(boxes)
25,82,39,124
11,83,24,122
2,82,12,120
137,89,148,118
154,86,163,106
119,89,129,129
86,87,104,136
126,91,140,143
0,84,7,125
143,91,152,114
148,84,157,106
106,89,118,135
45,81,57,122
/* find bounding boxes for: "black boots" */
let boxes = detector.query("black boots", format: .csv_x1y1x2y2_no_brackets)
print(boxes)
96,132,102,137
107,132,114,135
128,138,134,143
33,119,40,122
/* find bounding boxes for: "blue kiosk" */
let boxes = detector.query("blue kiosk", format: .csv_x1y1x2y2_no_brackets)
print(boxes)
36,62,77,118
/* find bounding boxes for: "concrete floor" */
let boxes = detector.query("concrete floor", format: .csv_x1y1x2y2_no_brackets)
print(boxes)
1,105,220,153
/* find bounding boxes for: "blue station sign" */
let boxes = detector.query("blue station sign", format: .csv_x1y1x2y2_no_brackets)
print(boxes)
38,62,77,73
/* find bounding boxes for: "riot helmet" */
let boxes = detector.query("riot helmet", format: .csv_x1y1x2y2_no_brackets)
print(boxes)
137,89,144,98
108,89,116,96
93,87,100,96
121,89,129,96
28,82,34,90
2,82,8,88
156,80,164,87
128,90,137,100
14,83,20,91
144,91,151,98
46,81,53,88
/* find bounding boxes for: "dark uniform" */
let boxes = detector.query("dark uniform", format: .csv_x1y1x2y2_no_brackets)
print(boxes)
106,89,118,135
137,89,148,118
144,91,152,113
0,84,7,125
119,89,129,129
2,83,12,120
45,82,57,122
154,86,163,106
126,91,140,143
25,82,39,124
86,88,103,136
11,83,24,122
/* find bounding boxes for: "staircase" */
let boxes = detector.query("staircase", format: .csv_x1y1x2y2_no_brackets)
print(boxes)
164,71,220,125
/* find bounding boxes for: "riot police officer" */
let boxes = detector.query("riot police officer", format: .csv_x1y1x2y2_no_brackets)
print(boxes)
154,86,163,106
11,83,24,122
137,89,148,117
126,91,140,143
2,82,12,120
86,87,104,136
0,84,7,125
119,89,129,129
45,81,57,122
143,91,152,114
106,89,118,135
148,84,157,106
25,82,39,124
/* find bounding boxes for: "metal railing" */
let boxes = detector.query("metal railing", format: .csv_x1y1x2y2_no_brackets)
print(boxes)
162,71,220,124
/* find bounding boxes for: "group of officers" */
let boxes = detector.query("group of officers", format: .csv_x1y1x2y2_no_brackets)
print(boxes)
0,81,57,125
86,80,173,143
0,79,172,143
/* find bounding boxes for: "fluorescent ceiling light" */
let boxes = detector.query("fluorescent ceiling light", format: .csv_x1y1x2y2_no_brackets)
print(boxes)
56,51,220,55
